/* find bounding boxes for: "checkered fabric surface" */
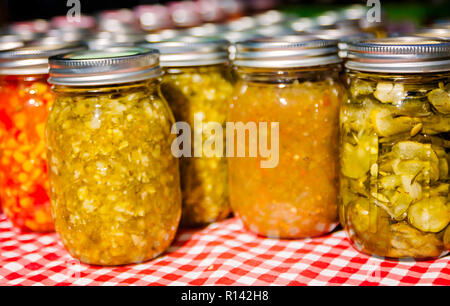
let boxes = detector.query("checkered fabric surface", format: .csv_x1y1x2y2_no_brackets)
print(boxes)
0,214,449,286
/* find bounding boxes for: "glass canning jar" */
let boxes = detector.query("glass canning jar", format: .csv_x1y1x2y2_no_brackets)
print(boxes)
142,38,233,227
47,47,181,265
0,43,83,232
341,37,450,259
230,36,346,238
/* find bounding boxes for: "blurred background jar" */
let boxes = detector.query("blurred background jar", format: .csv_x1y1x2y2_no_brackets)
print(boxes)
0,43,82,232
143,37,233,227
341,37,450,258
47,47,181,265
168,1,202,29
133,4,173,32
229,36,345,238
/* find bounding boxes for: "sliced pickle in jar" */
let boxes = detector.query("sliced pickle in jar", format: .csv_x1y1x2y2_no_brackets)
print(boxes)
374,83,407,104
392,160,426,177
408,197,450,233
350,79,374,99
428,88,450,115
378,132,414,145
389,192,413,221
392,97,432,117
347,197,391,254
422,135,450,149
340,179,357,206
389,222,444,258
430,183,449,197
347,197,371,235
394,160,439,183
400,175,423,200
434,149,449,179
439,157,449,180
349,176,370,197
421,115,450,135
379,175,402,190
392,141,439,162
341,137,374,179
373,190,412,221
378,155,398,173
432,145,446,158
341,105,371,132
371,108,420,137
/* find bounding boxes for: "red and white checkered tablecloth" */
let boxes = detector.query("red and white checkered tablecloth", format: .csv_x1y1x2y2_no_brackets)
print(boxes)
0,214,449,286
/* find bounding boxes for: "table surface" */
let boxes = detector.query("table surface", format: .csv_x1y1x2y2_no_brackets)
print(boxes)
0,214,449,286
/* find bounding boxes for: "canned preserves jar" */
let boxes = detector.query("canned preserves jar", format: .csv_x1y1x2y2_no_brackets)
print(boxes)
144,38,233,227
0,43,82,231
47,47,181,265
341,37,450,258
230,37,345,238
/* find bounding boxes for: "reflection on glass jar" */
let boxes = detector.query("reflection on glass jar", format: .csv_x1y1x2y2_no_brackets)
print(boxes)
147,38,233,227
47,47,181,265
229,37,345,238
0,44,82,232
341,38,450,259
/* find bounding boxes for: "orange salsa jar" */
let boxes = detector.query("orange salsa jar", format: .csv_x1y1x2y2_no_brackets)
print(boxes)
0,44,82,231
229,37,345,238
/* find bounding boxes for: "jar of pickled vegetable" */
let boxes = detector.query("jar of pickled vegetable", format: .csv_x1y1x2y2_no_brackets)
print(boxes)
230,37,345,238
0,43,83,231
47,47,181,265
341,37,450,258
143,38,233,227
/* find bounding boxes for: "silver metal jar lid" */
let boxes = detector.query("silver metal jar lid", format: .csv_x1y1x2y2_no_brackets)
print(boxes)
346,37,450,73
233,36,341,68
225,32,264,61
141,37,229,67
48,47,162,86
0,43,84,75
